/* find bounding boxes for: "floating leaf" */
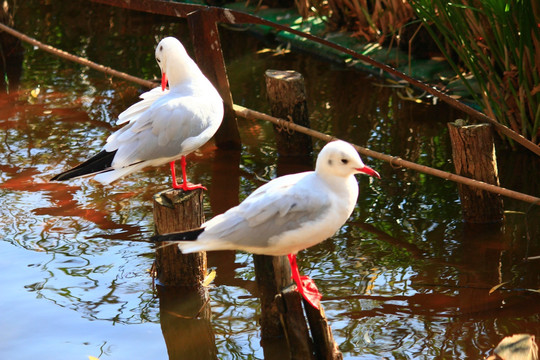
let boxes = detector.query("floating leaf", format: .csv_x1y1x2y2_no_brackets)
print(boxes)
88,356,100,360
489,281,509,295
31,87,40,98
363,331,372,344
202,269,216,287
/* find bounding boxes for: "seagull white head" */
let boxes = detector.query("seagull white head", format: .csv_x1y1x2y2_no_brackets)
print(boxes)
155,37,196,90
316,140,381,179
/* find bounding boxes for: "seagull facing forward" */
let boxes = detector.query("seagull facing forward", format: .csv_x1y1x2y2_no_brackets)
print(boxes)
51,37,224,190
153,140,381,308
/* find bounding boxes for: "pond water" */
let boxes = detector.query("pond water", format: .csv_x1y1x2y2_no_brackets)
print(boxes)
1,1,539,359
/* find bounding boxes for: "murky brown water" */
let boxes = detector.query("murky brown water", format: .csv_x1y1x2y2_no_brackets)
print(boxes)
1,1,539,359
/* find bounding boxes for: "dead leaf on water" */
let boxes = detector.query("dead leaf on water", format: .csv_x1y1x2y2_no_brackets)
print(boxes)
89,356,100,360
489,281,509,295
30,87,40,98
203,269,216,287
363,331,372,344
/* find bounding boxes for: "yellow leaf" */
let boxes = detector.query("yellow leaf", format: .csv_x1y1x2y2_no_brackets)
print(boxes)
489,281,509,295
88,356,100,360
202,269,216,287
31,87,40,98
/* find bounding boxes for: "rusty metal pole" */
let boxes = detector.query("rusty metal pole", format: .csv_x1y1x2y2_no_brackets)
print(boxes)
187,8,241,149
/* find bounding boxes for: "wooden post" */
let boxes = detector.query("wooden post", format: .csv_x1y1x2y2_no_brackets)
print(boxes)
265,70,313,158
158,286,217,360
254,255,314,359
153,188,206,286
187,8,241,150
303,302,343,360
447,120,504,223
255,70,342,360
153,188,217,359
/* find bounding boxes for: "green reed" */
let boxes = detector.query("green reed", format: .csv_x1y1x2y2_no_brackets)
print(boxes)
409,0,539,144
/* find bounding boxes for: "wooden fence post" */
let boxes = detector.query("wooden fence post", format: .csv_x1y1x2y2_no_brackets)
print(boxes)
254,255,314,359
265,70,313,159
187,8,241,149
153,188,216,359
447,120,504,223
153,188,206,286
255,70,342,360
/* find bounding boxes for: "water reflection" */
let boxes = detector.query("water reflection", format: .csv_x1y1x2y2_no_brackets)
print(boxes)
0,0,539,359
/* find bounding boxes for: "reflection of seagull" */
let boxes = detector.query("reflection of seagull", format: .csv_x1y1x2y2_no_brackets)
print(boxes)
51,37,223,190
153,140,380,308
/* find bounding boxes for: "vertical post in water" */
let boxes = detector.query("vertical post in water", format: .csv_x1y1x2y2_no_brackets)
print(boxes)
256,71,315,355
153,188,206,286
447,120,504,223
253,255,314,359
187,8,241,149
265,70,313,161
153,188,217,359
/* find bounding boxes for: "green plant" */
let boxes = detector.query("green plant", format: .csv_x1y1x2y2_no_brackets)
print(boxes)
410,0,540,144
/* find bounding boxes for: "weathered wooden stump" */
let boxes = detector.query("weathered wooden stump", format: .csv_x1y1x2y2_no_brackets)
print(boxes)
255,70,341,360
447,120,504,223
254,255,314,359
303,301,344,360
153,188,206,286
265,70,313,158
153,188,216,359
158,285,217,360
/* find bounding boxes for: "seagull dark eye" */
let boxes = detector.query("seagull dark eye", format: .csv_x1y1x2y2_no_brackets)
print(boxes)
159,45,163,52
156,58,161,63
341,159,349,164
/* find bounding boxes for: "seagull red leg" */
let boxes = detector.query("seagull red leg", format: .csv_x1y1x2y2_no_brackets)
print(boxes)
170,157,207,191
287,253,322,309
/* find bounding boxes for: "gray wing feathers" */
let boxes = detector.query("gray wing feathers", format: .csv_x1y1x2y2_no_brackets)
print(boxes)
105,100,208,167
200,173,330,249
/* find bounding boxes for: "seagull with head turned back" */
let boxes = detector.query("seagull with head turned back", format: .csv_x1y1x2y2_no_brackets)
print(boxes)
152,140,381,309
51,36,224,191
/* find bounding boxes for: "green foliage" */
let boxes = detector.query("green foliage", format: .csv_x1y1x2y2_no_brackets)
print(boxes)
409,0,540,144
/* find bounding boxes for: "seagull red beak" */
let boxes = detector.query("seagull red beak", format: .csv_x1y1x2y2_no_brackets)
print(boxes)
161,72,168,91
356,165,381,179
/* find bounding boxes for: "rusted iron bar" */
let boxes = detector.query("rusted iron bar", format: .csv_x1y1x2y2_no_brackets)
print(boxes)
1,22,537,205
233,104,540,206
0,21,155,89
88,0,540,157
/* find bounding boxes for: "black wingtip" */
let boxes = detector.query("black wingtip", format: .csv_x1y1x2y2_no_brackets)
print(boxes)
50,150,116,182
150,228,205,242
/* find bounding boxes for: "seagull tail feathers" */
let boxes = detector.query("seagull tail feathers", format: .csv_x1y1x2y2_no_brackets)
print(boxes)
50,150,117,181
150,228,205,245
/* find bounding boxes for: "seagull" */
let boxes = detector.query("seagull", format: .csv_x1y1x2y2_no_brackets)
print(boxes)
152,140,380,308
51,37,224,191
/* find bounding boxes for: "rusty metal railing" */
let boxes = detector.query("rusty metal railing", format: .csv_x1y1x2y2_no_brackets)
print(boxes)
89,0,540,157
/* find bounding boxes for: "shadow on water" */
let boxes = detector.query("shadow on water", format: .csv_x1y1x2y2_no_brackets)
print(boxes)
0,0,539,359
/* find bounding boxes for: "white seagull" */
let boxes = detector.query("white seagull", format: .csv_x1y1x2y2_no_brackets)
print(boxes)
153,140,380,308
51,37,224,191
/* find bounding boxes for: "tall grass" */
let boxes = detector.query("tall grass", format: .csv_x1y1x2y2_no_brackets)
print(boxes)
409,0,540,144
298,0,416,44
